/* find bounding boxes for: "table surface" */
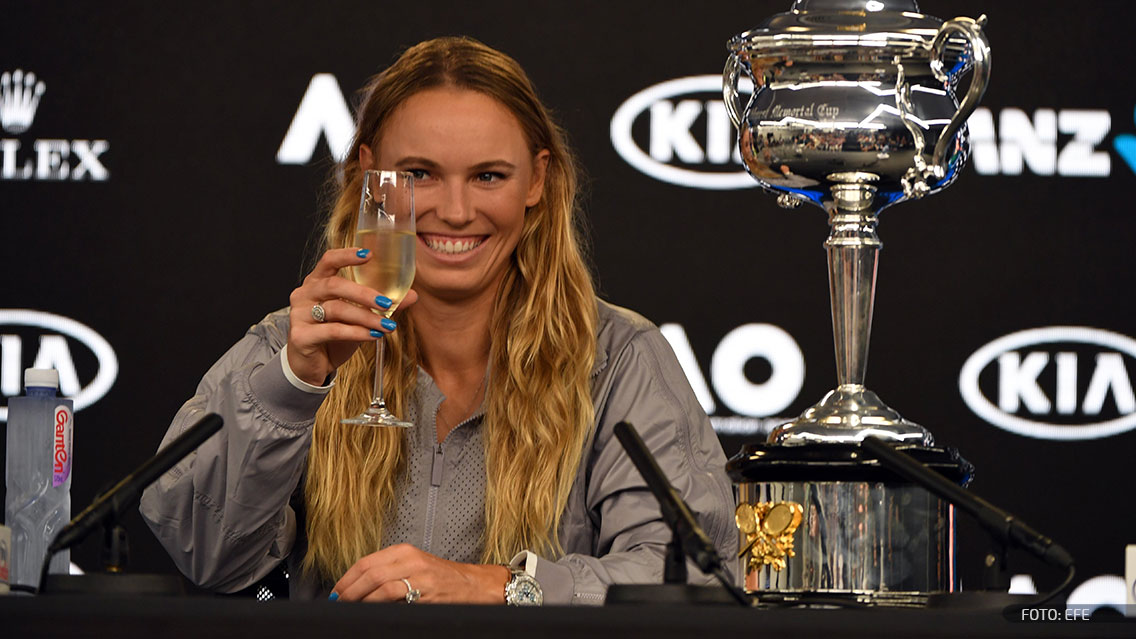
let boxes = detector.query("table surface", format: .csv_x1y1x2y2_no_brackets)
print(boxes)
3,593,1134,639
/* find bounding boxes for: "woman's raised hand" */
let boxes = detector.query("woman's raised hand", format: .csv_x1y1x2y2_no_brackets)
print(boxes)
286,248,417,386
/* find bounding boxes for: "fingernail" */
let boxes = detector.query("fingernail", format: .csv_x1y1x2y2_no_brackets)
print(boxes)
381,318,397,331
356,248,371,258
369,329,383,338
328,592,339,601
375,295,392,309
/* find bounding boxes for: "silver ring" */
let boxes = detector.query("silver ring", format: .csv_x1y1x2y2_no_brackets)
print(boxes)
311,304,326,323
401,578,420,604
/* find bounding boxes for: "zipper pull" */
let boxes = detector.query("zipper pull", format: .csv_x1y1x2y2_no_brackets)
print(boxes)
431,443,444,487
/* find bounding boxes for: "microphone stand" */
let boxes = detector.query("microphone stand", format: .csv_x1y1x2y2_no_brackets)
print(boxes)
663,534,687,585
605,421,752,607
861,436,1076,608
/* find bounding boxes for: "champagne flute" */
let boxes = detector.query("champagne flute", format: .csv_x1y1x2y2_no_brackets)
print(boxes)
342,170,415,427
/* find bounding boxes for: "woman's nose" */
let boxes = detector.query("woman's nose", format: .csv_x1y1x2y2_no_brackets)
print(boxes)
435,181,474,226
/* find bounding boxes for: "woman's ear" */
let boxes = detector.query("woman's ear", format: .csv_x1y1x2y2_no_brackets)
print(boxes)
359,144,374,170
526,149,552,207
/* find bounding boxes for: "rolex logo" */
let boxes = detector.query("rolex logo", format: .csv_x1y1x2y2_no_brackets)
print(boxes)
0,68,110,182
0,69,45,134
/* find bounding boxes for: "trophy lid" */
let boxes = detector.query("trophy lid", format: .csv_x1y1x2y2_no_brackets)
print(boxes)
728,0,947,54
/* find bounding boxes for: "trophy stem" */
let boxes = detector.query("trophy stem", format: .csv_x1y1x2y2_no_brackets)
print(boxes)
826,184,881,388
767,182,933,446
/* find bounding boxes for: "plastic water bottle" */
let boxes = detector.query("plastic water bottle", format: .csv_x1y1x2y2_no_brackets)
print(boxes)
5,368,72,590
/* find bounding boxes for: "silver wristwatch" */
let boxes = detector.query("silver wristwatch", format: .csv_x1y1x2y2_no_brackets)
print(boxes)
504,568,543,606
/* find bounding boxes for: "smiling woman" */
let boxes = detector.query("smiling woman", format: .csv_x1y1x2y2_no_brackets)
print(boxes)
365,87,548,304
139,36,736,605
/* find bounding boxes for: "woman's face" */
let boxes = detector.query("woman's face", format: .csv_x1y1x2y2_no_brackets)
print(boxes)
362,87,549,304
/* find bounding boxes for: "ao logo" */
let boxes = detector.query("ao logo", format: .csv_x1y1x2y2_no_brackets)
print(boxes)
0,310,118,422
660,323,804,418
276,74,353,165
959,327,1136,440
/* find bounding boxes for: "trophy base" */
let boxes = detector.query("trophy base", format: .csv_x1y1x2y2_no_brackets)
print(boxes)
726,443,974,599
768,384,934,446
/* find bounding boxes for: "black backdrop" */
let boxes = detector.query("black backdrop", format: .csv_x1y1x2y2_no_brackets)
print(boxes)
3,0,1133,603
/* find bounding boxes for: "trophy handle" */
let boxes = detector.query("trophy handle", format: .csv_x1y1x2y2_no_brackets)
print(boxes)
929,15,992,176
722,54,747,129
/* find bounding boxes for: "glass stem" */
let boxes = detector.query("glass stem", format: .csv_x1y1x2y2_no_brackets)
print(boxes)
374,336,385,409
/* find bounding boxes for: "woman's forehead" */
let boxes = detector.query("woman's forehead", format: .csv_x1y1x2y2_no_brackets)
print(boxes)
376,88,532,162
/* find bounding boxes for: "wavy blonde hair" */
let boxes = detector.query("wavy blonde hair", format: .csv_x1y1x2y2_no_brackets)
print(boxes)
302,36,598,582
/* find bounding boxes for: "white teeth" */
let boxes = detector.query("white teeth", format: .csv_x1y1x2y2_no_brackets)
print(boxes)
425,237,483,254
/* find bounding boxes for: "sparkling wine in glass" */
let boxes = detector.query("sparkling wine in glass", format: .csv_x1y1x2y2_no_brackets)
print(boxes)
342,170,415,427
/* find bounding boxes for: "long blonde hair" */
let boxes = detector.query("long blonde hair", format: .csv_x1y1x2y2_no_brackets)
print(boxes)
303,36,598,581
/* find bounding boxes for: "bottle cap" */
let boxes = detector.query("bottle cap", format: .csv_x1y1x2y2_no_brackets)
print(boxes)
24,368,60,390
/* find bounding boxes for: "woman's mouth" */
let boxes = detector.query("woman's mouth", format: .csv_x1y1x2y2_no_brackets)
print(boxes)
420,234,486,255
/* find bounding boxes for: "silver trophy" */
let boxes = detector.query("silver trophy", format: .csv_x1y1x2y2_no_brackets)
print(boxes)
723,0,990,445
723,0,989,602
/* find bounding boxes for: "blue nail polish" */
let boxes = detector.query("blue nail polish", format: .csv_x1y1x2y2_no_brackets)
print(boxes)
369,329,382,338
329,592,339,601
375,295,392,309
381,318,397,331
356,248,371,258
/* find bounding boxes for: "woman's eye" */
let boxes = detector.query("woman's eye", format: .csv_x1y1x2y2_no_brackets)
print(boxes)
476,172,505,183
407,168,430,180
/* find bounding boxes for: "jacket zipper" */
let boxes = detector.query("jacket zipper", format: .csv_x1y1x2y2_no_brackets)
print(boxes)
422,442,444,553
421,407,484,555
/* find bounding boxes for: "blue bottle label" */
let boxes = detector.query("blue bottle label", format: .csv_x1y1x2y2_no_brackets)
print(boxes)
52,404,72,487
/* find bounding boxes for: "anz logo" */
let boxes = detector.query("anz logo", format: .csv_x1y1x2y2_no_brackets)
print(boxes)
959,327,1136,440
968,108,1112,177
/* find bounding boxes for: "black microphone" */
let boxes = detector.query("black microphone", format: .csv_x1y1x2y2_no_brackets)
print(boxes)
46,413,223,555
861,436,1073,569
612,421,723,575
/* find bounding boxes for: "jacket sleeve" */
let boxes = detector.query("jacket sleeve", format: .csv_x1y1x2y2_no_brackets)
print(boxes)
138,314,325,592
527,325,738,605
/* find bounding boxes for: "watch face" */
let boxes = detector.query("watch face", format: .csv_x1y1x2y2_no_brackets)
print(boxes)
507,574,543,606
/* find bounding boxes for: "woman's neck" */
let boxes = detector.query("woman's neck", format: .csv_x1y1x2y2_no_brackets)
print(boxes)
409,288,494,385
410,288,496,442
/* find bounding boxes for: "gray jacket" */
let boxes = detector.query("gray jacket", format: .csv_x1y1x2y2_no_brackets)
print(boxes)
139,300,737,604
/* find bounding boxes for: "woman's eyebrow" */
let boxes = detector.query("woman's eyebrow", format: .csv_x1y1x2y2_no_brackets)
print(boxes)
470,160,517,172
394,156,441,169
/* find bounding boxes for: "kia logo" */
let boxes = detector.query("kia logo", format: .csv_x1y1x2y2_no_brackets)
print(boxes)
0,309,118,421
959,326,1136,440
610,75,757,190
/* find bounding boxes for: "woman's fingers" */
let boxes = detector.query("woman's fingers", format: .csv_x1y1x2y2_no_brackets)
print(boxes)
334,545,416,602
299,273,392,316
308,247,374,279
330,545,507,604
359,578,420,603
301,248,410,314
284,247,412,385
307,299,388,335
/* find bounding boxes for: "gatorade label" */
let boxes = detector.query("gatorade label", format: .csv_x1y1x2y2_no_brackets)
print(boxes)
52,404,72,487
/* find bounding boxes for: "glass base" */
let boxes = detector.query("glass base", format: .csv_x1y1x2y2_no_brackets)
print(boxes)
341,405,413,428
